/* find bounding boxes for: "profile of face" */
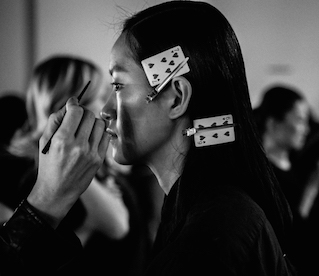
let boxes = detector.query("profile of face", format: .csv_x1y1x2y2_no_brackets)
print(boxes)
268,100,309,150
101,34,173,165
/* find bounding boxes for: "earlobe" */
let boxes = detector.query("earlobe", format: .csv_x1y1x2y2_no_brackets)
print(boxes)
168,76,192,119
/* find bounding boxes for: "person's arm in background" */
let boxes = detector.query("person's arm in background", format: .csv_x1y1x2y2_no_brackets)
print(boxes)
76,177,130,245
0,203,13,224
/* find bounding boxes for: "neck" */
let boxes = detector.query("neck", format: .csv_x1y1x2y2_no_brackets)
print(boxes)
148,124,190,195
263,134,291,170
149,162,180,195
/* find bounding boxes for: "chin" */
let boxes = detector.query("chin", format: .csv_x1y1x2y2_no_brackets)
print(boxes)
111,139,141,165
112,149,133,166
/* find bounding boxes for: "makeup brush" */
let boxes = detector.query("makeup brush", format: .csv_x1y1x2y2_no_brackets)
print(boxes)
41,80,91,154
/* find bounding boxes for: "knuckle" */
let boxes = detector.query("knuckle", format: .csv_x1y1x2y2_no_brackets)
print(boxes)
88,146,103,165
88,110,96,120
47,112,59,127
48,112,56,122
80,148,103,169
72,145,86,158
51,134,71,150
93,155,104,167
69,105,84,117
83,108,95,120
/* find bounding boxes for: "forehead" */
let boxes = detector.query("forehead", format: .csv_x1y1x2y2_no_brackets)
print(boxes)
109,35,137,76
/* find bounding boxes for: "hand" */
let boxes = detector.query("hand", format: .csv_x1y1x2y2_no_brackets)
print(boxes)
27,97,110,228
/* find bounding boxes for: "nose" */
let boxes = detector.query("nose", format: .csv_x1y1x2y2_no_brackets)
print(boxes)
100,88,117,123
100,109,117,129
100,110,114,121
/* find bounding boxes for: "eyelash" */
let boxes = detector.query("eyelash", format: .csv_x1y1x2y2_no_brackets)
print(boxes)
111,82,123,92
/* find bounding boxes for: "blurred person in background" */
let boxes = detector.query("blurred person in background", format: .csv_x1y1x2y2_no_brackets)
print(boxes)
253,85,310,213
292,104,319,276
253,85,310,274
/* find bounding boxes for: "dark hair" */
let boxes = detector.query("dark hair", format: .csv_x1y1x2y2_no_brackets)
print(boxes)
253,85,304,136
122,1,292,252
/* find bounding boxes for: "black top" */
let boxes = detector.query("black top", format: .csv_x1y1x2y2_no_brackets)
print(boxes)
270,164,302,219
0,179,294,275
146,181,291,275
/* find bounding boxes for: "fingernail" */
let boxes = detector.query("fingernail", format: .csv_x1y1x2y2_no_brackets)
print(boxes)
66,97,79,112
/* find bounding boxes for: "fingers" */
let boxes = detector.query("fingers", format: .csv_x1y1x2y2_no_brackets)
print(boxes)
75,109,96,142
89,118,106,150
40,96,109,160
98,130,111,159
40,97,81,151
60,97,84,137
88,117,111,161
41,106,67,147
40,106,67,152
78,108,109,159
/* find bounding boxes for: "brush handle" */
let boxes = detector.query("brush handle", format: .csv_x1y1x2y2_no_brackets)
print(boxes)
41,81,91,154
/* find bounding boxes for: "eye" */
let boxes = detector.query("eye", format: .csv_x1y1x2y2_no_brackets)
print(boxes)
111,82,123,92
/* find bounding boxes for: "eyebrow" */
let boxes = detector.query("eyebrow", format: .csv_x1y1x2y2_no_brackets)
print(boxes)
109,64,129,76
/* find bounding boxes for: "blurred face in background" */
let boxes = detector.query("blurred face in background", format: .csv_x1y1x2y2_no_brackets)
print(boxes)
268,100,309,151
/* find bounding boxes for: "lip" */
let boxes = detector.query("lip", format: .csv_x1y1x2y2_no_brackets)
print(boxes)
106,128,117,138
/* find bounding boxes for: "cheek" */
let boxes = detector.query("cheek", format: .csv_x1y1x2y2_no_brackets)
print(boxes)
117,92,146,134
120,107,135,147
287,124,303,138
116,100,147,161
115,83,164,160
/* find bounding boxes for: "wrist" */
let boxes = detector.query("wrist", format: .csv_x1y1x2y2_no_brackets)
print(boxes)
27,186,76,229
25,198,61,229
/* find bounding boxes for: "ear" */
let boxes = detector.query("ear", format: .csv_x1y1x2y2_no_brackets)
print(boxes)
167,76,192,119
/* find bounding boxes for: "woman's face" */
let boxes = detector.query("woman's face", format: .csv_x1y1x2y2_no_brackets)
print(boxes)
272,100,309,150
101,34,172,165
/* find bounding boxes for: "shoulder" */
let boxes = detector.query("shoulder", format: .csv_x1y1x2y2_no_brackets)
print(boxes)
147,186,290,275
182,186,286,272
187,185,267,232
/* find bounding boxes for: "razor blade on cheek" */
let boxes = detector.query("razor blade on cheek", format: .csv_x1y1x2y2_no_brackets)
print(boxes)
141,46,190,103
183,114,236,147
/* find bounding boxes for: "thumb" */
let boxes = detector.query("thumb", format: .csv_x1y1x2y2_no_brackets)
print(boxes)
66,96,79,112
